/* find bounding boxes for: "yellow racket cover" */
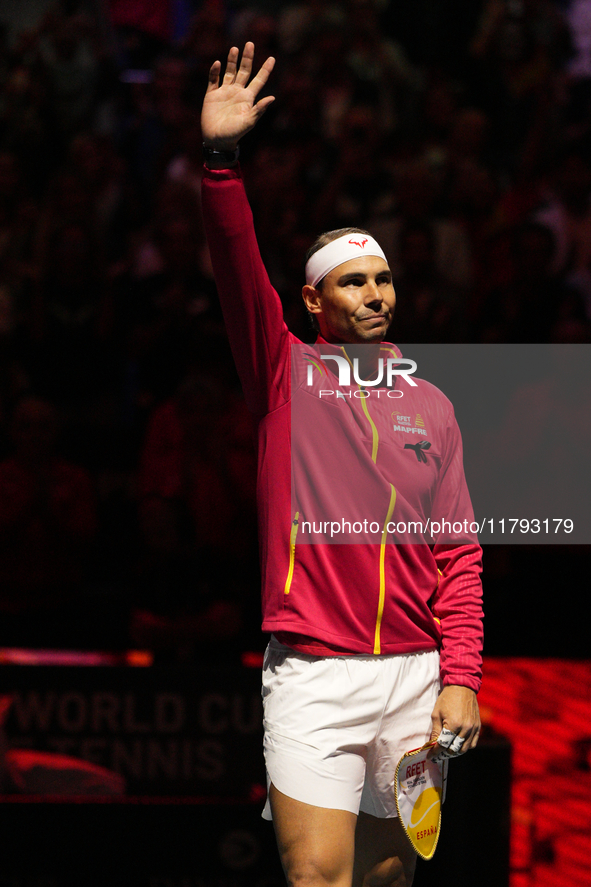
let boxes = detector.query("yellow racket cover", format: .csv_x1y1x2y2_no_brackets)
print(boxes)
394,740,444,860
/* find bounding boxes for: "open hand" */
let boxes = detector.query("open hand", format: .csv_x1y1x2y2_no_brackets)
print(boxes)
201,42,275,151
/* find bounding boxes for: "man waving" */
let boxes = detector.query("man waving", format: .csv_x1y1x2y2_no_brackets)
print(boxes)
201,43,483,887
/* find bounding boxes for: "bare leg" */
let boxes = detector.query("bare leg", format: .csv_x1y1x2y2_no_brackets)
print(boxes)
352,812,416,887
269,783,357,887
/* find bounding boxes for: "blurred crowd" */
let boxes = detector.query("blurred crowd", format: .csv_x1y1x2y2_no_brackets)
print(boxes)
0,0,589,658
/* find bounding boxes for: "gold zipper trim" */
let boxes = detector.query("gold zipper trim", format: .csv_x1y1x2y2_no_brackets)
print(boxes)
374,483,397,654
433,568,443,624
340,347,379,462
360,392,379,462
283,511,300,594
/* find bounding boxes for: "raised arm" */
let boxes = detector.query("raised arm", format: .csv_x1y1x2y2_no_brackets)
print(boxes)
201,44,292,415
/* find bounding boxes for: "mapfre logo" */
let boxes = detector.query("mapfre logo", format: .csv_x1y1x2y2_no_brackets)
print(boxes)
349,237,368,249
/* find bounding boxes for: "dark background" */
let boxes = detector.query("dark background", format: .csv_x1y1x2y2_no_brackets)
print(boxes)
0,0,589,661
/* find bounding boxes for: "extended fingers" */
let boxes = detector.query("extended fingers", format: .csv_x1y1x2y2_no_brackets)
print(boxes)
223,45,240,84
249,55,276,96
206,60,221,92
220,43,275,95
253,94,275,119
235,41,255,85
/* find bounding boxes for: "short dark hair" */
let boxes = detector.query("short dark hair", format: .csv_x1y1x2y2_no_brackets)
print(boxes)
305,227,371,332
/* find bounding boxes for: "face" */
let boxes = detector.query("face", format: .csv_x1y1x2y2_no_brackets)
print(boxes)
303,255,395,344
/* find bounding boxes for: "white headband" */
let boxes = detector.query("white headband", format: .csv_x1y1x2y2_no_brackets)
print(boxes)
305,233,388,288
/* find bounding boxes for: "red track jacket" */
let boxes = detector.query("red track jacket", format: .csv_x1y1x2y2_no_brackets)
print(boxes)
202,166,484,693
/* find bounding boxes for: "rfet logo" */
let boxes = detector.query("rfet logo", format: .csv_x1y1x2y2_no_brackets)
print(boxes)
349,237,368,249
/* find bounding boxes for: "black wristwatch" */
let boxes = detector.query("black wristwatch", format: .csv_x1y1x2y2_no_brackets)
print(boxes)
203,143,240,169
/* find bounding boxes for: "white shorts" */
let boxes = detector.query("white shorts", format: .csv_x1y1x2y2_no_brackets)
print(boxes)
261,636,440,820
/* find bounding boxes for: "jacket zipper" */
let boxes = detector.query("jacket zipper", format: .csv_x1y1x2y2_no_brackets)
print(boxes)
433,568,442,625
374,483,397,654
320,349,399,651
340,346,379,462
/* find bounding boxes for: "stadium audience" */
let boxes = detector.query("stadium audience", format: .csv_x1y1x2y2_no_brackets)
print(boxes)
0,0,588,654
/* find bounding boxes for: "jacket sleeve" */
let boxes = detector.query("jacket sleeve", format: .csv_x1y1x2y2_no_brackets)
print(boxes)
430,406,484,693
201,165,292,415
